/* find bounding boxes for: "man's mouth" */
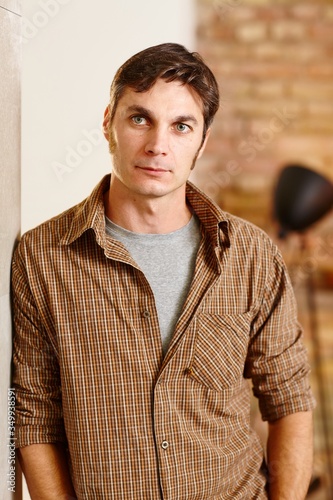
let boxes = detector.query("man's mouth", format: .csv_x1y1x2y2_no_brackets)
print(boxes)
136,165,171,173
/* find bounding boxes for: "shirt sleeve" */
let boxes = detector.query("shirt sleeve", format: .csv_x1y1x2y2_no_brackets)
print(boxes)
12,239,66,448
244,244,316,422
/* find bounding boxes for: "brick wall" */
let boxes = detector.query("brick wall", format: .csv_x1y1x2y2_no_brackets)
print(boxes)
193,5,333,480
193,0,333,254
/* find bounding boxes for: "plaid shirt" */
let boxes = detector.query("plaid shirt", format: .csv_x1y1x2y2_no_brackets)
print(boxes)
12,175,315,499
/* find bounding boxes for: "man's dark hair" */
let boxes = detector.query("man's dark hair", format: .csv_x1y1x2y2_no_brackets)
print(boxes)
109,43,220,138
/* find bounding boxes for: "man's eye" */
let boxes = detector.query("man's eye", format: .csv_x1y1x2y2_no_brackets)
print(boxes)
176,123,190,133
132,116,147,125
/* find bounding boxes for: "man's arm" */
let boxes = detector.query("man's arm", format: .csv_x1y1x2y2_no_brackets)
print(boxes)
12,241,74,498
18,443,77,500
267,411,314,500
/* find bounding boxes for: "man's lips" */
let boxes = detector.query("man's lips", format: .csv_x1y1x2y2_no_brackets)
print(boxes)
136,165,171,173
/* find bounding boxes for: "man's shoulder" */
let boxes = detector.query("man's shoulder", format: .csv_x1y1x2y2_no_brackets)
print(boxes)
188,181,276,249
226,210,274,242
15,202,85,265
20,200,83,244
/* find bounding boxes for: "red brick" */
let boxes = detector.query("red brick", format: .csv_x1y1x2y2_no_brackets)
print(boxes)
255,6,289,21
290,118,333,135
310,21,333,42
197,0,333,247
283,43,325,62
198,41,250,60
308,101,333,116
253,80,286,98
237,0,278,5
235,21,267,42
291,4,322,20
212,0,255,22
271,20,307,41
291,82,333,101
307,64,333,78
325,5,333,21
225,5,257,21
252,42,284,60
274,136,333,160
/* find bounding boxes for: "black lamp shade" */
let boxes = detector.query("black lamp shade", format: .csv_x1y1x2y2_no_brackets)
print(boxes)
274,165,333,237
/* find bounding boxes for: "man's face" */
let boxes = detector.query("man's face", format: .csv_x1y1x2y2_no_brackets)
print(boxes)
104,79,210,201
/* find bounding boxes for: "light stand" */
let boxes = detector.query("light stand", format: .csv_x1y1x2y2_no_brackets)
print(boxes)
274,164,333,499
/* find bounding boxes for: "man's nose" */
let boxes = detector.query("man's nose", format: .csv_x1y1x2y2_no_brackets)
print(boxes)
144,127,169,156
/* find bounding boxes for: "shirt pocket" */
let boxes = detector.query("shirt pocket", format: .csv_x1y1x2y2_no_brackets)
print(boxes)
187,313,252,392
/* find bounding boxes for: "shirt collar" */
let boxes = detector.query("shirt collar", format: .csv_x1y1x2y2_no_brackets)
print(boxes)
186,181,230,250
61,174,230,250
60,175,110,247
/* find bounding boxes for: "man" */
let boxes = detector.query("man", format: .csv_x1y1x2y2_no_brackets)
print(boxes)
13,43,315,499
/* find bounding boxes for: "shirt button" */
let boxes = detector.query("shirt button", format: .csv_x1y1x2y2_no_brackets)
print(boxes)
161,441,169,450
142,310,151,319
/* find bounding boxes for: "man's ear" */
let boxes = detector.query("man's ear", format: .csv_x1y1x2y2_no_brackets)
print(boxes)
197,128,211,160
103,106,111,141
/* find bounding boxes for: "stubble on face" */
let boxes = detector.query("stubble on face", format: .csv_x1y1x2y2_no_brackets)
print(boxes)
106,80,211,201
108,127,116,156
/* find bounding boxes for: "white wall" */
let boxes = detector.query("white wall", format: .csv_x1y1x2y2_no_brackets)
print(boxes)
22,0,196,232
0,1,21,499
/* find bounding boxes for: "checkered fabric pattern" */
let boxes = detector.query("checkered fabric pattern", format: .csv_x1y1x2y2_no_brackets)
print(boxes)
12,175,315,499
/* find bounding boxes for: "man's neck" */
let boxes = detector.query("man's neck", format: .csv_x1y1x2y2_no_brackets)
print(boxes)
104,181,192,235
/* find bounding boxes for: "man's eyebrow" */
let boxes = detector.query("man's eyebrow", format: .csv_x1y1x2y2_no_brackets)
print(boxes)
174,114,199,126
127,105,152,117
126,106,200,126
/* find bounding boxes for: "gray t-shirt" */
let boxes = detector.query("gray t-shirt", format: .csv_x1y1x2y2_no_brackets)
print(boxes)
105,215,202,354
